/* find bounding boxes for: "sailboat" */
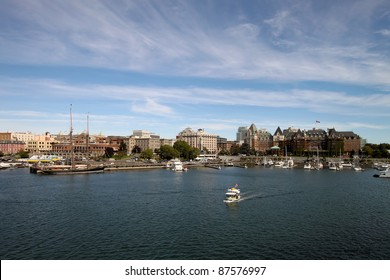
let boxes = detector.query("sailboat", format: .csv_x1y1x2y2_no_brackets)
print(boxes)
311,146,323,170
39,106,104,175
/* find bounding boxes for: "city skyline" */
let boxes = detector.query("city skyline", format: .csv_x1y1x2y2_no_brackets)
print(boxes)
1,0,390,144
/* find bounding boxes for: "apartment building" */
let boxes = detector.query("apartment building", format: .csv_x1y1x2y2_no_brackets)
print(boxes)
176,128,218,153
160,138,175,147
25,133,57,153
0,140,25,154
128,130,161,153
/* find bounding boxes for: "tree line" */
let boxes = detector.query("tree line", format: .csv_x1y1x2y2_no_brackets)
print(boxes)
362,143,390,158
135,141,200,161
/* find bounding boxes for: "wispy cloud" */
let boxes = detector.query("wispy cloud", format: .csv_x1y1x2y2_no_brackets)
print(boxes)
348,122,387,129
1,1,390,143
1,77,389,118
131,99,174,116
1,0,390,85
376,29,390,36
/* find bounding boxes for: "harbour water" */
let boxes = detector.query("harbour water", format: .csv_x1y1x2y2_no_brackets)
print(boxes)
1,167,389,259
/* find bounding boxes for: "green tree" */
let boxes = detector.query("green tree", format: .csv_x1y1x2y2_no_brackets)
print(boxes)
173,140,200,161
119,141,127,153
379,143,390,158
105,147,114,158
362,145,373,157
140,148,154,160
16,150,29,158
363,143,390,158
188,147,200,160
159,145,180,160
218,149,229,156
173,140,191,159
240,143,250,155
230,144,240,156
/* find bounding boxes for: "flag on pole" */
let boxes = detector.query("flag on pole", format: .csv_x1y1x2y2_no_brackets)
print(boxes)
316,120,320,123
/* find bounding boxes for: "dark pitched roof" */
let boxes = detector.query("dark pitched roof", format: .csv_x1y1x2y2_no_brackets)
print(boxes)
274,126,283,136
248,123,257,134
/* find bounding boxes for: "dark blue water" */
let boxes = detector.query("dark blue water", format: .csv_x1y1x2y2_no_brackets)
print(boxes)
1,167,389,259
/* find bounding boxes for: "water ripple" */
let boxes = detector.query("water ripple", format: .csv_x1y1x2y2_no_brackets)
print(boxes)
1,168,390,259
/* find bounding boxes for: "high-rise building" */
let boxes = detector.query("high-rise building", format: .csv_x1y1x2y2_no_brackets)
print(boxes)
236,126,248,144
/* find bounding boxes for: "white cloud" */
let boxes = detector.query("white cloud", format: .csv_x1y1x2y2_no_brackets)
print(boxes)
1,1,390,85
376,29,390,36
131,99,174,116
264,10,298,38
348,122,387,129
2,77,390,119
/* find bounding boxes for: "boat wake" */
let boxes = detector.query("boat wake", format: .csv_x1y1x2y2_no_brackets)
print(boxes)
239,192,263,201
223,192,261,203
224,191,304,204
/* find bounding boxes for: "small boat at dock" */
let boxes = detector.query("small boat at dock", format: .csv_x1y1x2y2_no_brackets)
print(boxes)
373,169,390,178
172,159,188,171
38,164,104,175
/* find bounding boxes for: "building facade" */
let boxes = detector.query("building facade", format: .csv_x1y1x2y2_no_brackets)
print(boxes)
238,125,362,156
25,133,57,153
246,124,273,153
0,132,12,141
128,130,161,153
236,126,248,144
0,140,25,154
328,129,361,155
176,128,218,153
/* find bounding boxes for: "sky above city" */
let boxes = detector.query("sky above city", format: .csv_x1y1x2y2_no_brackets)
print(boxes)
1,0,389,143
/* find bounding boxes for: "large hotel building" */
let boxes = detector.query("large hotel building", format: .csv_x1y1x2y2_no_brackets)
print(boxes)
176,128,218,153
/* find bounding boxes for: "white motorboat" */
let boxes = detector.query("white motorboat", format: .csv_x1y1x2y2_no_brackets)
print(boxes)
374,163,389,171
274,161,284,168
172,159,186,172
373,169,390,178
283,157,294,168
0,162,12,169
328,161,339,171
224,185,241,203
353,164,364,172
341,162,352,168
310,160,323,170
303,162,312,169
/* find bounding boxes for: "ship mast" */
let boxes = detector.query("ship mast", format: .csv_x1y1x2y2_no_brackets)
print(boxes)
86,112,90,161
70,104,75,170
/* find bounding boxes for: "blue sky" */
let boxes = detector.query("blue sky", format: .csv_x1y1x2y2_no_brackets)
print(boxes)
1,0,389,143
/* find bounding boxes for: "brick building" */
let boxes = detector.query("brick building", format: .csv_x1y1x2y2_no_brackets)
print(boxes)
0,140,25,154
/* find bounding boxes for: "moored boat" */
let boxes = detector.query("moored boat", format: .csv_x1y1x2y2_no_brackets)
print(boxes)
303,161,311,169
328,161,339,171
39,164,104,175
373,169,390,178
352,163,364,171
33,105,104,175
172,159,186,171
